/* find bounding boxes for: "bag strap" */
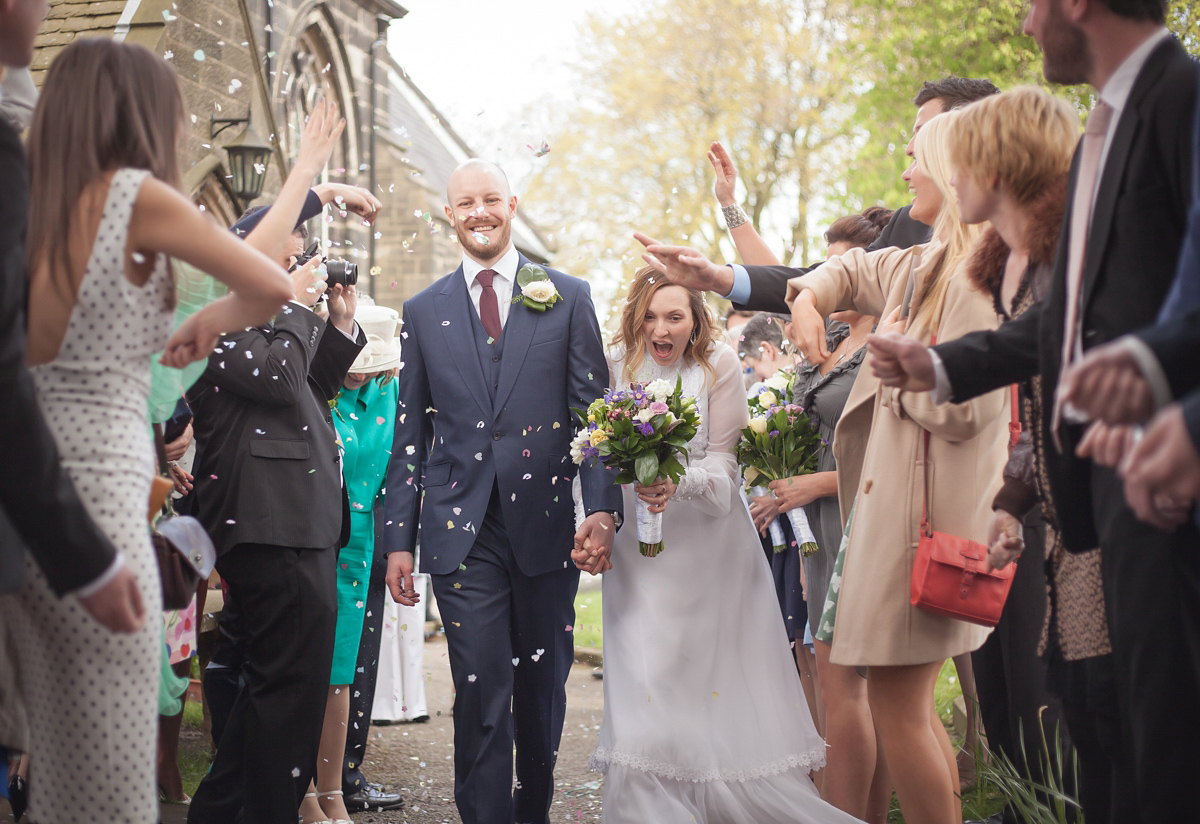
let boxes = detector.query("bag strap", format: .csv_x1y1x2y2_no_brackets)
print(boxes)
919,331,937,538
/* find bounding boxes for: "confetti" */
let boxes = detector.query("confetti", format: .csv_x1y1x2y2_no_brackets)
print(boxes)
471,231,490,246
527,141,551,157
228,79,242,93
194,49,206,61
468,674,477,682
291,768,301,777
511,658,519,666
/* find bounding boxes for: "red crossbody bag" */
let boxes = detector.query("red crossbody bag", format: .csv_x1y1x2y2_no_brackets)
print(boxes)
909,352,1019,627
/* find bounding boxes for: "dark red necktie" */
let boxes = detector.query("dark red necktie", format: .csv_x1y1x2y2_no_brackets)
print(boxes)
476,268,502,342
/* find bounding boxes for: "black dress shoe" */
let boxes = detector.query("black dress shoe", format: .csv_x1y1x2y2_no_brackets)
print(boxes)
8,774,27,822
343,781,403,812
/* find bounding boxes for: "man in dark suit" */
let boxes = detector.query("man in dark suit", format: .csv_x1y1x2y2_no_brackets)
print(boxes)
186,259,365,824
665,76,998,312
866,3,1198,820
0,0,143,632
382,160,622,824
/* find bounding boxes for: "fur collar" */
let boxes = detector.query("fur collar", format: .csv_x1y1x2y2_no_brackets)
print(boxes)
965,176,1068,295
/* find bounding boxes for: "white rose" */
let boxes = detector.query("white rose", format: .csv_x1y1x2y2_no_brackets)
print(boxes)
757,390,778,408
748,416,768,434
522,280,557,303
764,372,791,392
635,407,655,423
645,379,673,402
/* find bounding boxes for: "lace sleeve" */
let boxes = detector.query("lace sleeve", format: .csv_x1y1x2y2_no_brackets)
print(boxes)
672,346,748,517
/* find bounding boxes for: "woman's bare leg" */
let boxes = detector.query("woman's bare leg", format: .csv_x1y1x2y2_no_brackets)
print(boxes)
815,640,880,817
868,661,958,824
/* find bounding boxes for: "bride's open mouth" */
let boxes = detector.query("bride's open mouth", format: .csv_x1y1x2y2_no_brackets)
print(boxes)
651,341,673,359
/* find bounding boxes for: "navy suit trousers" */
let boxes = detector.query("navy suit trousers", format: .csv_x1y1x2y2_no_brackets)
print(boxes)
431,486,578,824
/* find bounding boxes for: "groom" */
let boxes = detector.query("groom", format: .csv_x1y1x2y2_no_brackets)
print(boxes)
383,159,621,824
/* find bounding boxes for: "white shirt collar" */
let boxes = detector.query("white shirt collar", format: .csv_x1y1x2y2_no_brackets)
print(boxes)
1099,27,1171,114
462,244,521,287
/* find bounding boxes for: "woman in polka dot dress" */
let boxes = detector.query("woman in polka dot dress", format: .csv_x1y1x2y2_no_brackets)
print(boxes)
4,39,296,823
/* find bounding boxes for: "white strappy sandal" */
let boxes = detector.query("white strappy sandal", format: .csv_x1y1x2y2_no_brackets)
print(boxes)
317,789,352,824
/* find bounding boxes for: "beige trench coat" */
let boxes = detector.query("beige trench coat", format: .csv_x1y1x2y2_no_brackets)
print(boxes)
787,239,1010,666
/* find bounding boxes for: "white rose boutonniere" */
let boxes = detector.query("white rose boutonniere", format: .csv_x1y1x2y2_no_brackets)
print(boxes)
512,263,561,312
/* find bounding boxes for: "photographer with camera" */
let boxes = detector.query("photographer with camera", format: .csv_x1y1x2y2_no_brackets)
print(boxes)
186,177,374,823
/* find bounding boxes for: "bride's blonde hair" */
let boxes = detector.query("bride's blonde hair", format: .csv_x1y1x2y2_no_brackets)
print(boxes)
614,266,716,384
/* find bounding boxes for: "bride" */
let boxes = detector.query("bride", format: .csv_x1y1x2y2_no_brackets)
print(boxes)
573,267,862,823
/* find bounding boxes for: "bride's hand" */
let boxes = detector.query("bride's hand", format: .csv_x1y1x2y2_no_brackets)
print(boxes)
636,477,677,513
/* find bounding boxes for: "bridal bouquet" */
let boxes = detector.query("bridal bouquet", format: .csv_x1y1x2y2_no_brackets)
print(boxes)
570,377,701,557
737,378,824,556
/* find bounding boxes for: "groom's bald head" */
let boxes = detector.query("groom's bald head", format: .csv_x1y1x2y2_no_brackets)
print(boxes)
446,159,512,205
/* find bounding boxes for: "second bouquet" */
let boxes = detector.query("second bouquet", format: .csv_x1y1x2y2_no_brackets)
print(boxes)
571,377,701,556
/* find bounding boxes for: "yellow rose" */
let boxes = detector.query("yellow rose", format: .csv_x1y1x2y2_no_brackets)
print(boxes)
757,390,778,408
522,280,558,303
748,416,768,434
590,429,609,446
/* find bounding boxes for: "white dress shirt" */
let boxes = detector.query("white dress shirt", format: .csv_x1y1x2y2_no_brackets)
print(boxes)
930,27,1172,407
462,243,520,330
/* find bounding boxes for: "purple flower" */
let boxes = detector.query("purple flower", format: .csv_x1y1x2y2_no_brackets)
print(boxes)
649,401,669,415
638,422,654,436
769,430,780,438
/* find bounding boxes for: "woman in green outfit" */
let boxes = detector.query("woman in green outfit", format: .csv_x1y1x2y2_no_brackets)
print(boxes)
301,304,402,824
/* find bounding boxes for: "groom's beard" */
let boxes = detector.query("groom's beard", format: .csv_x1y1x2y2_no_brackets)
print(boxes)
456,220,512,263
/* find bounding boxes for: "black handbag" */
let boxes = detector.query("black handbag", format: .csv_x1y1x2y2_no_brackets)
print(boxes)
151,424,215,609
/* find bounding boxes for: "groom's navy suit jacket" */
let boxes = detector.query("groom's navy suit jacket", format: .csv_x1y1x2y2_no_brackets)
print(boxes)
383,256,620,576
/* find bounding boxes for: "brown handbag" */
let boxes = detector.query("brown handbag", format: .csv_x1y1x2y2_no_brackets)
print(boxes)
150,424,214,610
909,385,1019,628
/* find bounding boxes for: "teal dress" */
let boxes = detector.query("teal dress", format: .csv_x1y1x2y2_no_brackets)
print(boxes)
330,376,398,684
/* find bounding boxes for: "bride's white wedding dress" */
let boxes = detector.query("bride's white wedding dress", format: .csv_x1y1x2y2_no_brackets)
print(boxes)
580,342,863,824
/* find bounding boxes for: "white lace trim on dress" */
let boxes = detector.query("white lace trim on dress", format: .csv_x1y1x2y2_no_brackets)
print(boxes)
587,745,827,783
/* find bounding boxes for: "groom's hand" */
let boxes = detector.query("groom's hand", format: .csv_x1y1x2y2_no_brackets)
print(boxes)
385,551,421,606
573,512,616,575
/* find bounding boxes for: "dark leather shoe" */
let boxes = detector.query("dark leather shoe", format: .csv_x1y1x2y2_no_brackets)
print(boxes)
343,781,403,812
8,774,27,822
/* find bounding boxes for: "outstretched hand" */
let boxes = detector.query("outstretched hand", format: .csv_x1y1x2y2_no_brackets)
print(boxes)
866,331,937,392
315,182,383,226
708,142,738,208
787,290,830,364
634,232,734,295
295,98,347,180
160,309,220,368
1076,420,1138,468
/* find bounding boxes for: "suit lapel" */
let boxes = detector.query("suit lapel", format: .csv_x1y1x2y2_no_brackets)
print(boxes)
433,268,492,415
493,255,539,413
1081,39,1175,312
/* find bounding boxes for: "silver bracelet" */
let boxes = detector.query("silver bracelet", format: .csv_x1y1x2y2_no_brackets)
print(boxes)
721,203,749,230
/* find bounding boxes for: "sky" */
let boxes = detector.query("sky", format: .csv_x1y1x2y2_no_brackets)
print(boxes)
386,0,639,189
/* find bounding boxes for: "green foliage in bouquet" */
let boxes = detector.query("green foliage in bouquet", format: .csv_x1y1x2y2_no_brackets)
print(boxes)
737,402,824,490
571,375,701,487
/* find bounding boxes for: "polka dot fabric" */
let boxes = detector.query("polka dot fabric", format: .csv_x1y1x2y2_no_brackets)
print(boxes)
1,169,174,823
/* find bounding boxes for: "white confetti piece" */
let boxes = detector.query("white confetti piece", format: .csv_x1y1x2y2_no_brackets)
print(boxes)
194,49,205,61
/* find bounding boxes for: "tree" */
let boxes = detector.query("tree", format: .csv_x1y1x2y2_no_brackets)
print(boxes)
523,0,857,320
1171,0,1200,56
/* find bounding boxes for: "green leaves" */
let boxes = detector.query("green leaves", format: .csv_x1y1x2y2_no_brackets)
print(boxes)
635,452,660,487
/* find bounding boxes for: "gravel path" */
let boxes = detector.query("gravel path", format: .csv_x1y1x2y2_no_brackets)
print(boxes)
351,634,606,824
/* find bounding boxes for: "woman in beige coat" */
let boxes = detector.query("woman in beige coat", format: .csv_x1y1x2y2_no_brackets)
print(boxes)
789,112,1010,824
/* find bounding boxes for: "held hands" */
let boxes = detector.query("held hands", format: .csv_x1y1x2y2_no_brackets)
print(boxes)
866,331,937,392
788,290,830,363
572,511,617,576
707,142,738,207
1121,404,1200,531
634,232,735,295
76,565,146,633
290,254,327,307
385,551,422,606
314,183,383,226
294,99,347,180
1076,420,1138,468
985,509,1025,571
1061,341,1155,426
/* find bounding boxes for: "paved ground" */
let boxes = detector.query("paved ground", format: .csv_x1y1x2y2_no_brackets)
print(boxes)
58,633,606,824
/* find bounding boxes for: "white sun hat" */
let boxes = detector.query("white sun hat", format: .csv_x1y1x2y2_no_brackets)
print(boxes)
348,304,403,374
